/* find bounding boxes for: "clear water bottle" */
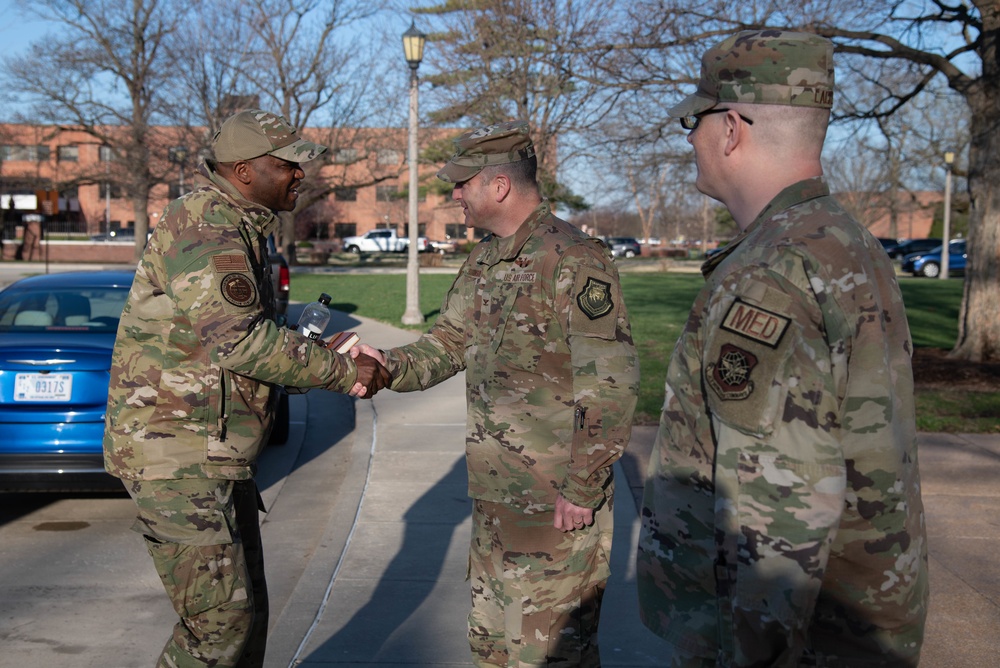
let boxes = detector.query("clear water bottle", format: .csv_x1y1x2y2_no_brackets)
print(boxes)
297,293,332,340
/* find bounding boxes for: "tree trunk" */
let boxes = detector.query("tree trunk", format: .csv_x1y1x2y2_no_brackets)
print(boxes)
953,4,1000,362
131,192,150,266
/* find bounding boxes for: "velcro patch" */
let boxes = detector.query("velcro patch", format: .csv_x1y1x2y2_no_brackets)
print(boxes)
721,299,790,349
220,273,256,308
706,343,758,401
576,276,614,320
497,271,536,283
212,254,250,272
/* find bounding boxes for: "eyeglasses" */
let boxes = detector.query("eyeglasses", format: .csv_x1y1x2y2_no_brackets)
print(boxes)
680,108,755,132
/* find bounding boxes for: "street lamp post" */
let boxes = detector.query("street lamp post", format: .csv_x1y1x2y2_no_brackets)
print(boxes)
941,150,954,280
169,145,189,197
401,21,426,325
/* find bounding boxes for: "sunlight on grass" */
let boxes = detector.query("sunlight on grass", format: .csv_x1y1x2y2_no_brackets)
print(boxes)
291,271,991,431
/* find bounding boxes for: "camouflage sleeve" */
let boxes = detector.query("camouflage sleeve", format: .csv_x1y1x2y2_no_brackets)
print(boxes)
383,264,470,391
557,246,640,508
703,266,847,663
163,228,358,393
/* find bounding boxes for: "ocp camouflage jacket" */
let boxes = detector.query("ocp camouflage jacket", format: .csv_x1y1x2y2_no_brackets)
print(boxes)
104,161,357,481
637,178,928,666
383,201,640,511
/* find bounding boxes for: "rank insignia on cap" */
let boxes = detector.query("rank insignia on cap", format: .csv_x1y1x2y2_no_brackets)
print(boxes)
576,277,614,320
707,343,758,400
221,273,256,308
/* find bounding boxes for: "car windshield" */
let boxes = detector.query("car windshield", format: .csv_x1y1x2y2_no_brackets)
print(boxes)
0,286,130,333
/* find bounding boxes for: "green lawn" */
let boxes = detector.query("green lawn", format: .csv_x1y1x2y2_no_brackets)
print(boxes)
292,272,992,432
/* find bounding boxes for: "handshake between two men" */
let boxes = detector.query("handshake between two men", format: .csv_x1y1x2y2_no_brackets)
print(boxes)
349,345,392,398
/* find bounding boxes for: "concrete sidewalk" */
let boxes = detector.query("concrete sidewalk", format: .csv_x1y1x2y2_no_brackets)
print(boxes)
267,311,1000,667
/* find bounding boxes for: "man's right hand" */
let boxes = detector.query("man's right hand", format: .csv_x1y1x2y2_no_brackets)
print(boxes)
351,351,392,398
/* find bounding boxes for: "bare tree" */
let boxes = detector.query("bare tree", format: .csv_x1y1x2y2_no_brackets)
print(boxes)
413,0,624,211
3,0,192,263
603,0,998,362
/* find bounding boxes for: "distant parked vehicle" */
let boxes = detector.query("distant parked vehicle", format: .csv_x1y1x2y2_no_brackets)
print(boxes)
901,239,967,278
605,236,642,258
428,239,459,254
341,229,430,254
887,238,941,260
876,237,900,256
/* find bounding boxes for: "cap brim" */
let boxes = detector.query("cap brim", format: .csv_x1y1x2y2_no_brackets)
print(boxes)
667,92,718,118
436,160,483,184
268,139,327,164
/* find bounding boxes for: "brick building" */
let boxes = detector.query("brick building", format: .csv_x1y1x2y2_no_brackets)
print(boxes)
0,122,469,260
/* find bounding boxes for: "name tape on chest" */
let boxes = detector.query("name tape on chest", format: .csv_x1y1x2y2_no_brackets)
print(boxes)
721,299,790,349
496,271,537,283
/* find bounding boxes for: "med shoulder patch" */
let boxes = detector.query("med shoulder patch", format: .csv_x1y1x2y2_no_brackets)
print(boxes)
721,298,790,348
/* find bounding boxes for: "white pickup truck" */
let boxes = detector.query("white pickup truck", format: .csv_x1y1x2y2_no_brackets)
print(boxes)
342,229,430,254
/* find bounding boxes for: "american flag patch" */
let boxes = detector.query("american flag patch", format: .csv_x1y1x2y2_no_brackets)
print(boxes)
212,254,250,272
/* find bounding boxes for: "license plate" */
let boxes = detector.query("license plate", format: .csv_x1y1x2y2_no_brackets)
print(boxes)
14,373,73,402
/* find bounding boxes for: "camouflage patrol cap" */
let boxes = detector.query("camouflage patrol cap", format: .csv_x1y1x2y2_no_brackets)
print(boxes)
437,120,535,183
669,30,834,118
212,109,327,164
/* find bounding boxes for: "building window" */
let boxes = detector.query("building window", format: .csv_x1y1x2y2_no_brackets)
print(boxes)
376,148,401,165
334,223,357,238
376,185,398,202
1,145,50,162
99,145,115,162
333,148,358,164
334,187,357,201
58,145,79,162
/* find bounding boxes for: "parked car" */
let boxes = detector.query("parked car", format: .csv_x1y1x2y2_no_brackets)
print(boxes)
901,239,967,278
342,229,430,254
605,236,642,258
876,237,900,257
267,235,290,318
428,238,459,254
887,237,941,260
0,271,133,491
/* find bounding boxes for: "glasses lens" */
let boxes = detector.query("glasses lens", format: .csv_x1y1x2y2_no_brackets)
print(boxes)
681,116,698,131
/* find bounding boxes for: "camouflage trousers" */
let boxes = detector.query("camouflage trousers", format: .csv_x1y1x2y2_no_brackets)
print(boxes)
468,499,613,668
127,478,268,668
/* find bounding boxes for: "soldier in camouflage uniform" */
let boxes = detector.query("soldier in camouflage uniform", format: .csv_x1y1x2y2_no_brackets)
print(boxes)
636,31,928,666
104,109,389,668
352,120,640,666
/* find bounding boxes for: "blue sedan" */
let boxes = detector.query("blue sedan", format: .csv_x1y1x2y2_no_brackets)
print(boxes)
0,271,133,491
901,239,967,278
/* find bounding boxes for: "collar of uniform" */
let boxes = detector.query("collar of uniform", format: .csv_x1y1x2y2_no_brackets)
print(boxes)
198,160,280,236
476,200,551,268
747,176,830,234
701,176,830,278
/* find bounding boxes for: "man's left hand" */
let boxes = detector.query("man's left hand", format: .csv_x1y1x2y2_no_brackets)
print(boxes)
553,494,594,532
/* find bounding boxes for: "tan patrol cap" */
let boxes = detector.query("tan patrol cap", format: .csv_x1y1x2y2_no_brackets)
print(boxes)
437,120,535,183
212,109,327,164
669,30,835,118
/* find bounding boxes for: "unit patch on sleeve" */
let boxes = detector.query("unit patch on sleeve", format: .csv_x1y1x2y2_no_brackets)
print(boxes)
721,298,790,349
220,273,257,308
706,343,758,401
576,277,614,320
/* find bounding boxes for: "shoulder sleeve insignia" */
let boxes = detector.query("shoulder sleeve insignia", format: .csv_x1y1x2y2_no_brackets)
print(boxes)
212,254,250,272
576,276,614,320
221,273,257,308
707,343,758,400
721,298,790,349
